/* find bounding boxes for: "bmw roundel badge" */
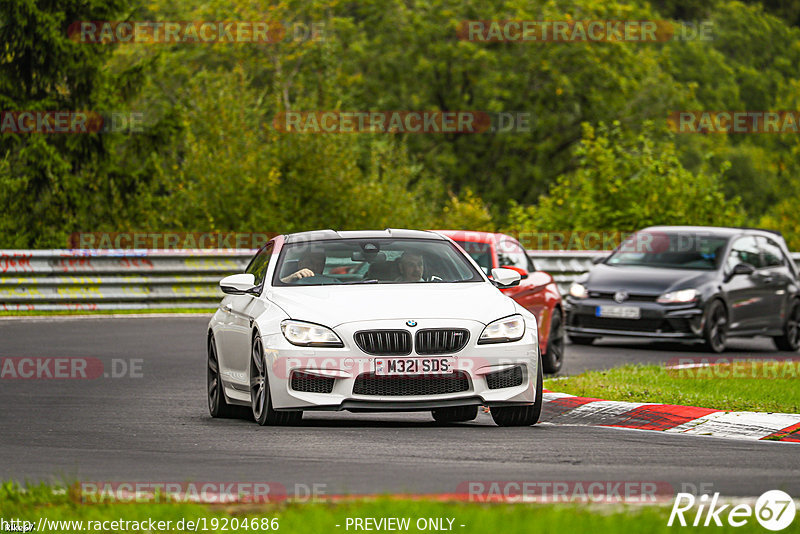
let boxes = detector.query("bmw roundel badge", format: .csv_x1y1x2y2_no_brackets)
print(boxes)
406,320,417,327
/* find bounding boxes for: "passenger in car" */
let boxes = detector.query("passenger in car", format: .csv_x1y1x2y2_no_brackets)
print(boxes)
396,251,425,282
280,251,327,283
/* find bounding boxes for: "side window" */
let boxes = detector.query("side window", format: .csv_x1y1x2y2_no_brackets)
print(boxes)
725,236,763,272
496,239,529,271
245,242,274,286
759,237,787,268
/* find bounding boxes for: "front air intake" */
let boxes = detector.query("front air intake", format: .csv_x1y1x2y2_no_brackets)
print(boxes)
352,371,470,396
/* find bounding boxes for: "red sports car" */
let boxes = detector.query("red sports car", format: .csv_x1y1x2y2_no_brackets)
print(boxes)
435,231,565,373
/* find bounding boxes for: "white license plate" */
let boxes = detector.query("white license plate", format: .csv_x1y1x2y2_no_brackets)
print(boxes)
374,357,455,376
596,305,641,319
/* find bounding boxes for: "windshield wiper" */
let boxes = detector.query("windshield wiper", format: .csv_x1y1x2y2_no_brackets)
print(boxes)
341,279,380,284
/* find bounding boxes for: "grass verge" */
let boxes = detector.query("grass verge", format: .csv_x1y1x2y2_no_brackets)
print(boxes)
545,363,800,413
1,482,794,534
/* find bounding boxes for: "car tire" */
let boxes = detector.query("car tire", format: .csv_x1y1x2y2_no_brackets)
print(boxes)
490,351,543,427
542,310,565,374
250,336,302,426
773,300,800,352
703,300,728,353
432,405,479,424
568,335,596,346
208,334,236,418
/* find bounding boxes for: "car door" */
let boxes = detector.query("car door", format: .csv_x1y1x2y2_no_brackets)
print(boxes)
219,242,274,378
757,236,793,330
722,236,770,331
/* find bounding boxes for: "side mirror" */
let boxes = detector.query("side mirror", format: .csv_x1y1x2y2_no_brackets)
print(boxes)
220,273,258,295
490,268,521,288
724,263,755,283
499,265,529,280
733,263,756,276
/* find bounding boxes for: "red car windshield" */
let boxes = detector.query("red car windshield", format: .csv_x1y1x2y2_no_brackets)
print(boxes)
452,240,493,275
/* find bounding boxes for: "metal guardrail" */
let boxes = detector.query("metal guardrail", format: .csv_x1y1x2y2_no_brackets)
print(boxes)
2,249,799,312
0,250,253,311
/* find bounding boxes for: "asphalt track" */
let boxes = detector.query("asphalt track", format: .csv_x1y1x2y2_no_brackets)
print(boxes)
1,316,798,497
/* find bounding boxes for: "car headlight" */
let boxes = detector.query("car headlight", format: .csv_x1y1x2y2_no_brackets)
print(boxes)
478,314,526,344
656,289,698,304
280,320,343,347
569,282,588,299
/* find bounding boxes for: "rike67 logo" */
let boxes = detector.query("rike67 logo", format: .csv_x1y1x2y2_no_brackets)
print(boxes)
669,491,796,530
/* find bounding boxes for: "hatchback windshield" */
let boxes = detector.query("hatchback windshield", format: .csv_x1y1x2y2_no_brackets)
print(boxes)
273,239,483,286
606,231,730,270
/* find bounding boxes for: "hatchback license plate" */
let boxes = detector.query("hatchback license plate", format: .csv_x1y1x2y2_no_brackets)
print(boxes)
596,305,641,319
374,357,455,375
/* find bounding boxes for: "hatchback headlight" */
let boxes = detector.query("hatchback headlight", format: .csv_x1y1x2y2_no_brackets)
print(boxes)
656,289,698,304
280,320,343,347
569,282,588,299
478,314,526,344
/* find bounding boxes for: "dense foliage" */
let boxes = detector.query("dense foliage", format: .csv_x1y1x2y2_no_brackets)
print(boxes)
1,0,799,248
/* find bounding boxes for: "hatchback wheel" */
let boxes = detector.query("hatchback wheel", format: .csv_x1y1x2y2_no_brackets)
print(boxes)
774,300,800,351
703,300,728,353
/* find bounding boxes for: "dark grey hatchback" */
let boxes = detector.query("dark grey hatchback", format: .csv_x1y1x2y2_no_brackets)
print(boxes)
564,226,800,352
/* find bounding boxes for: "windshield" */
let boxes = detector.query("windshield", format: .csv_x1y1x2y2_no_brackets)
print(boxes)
605,231,730,270
272,238,484,286
452,240,493,275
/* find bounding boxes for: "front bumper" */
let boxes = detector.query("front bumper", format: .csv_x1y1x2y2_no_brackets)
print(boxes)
256,318,540,411
565,297,705,339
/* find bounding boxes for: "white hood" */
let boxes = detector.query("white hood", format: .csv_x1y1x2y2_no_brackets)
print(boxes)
265,282,517,327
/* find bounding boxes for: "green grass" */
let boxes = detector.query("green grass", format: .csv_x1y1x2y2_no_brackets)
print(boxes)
545,363,800,413
0,308,213,317
1,482,795,534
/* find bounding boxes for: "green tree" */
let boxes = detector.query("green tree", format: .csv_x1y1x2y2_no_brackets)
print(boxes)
507,122,744,235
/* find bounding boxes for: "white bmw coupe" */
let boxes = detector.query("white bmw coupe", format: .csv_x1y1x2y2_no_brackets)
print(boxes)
207,229,542,426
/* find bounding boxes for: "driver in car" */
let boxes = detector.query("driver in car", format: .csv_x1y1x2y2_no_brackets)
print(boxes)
280,251,327,283
396,251,425,282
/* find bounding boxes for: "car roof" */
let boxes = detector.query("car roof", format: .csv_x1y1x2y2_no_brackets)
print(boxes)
641,225,784,240
284,229,446,244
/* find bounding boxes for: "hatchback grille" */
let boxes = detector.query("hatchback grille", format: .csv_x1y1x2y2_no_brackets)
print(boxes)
290,371,335,394
352,371,470,396
415,329,470,355
579,316,668,332
588,291,657,302
354,330,412,355
486,367,523,390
